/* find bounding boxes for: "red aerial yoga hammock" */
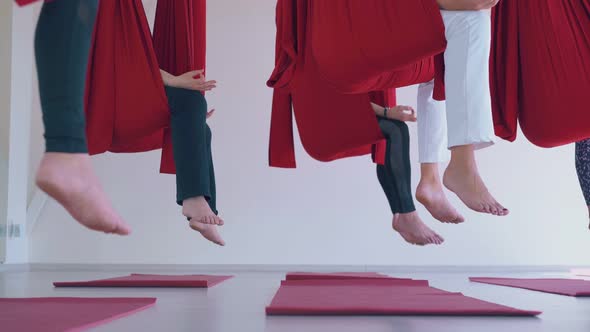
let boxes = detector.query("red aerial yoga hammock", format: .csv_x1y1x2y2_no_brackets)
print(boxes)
16,0,206,174
490,0,590,147
268,0,446,168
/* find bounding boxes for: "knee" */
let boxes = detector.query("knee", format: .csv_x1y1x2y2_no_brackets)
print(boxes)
166,87,207,115
418,80,435,98
395,121,410,138
205,125,212,141
379,119,406,141
444,10,490,40
462,11,491,36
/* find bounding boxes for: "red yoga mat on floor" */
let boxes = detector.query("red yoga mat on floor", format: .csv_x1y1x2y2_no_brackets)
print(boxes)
286,272,394,280
266,282,540,316
54,274,232,288
470,277,590,297
0,297,155,332
281,279,431,287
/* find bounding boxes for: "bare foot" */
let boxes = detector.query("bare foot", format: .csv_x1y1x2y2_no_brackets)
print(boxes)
443,163,508,216
35,153,131,235
392,212,444,246
416,180,464,224
182,196,224,225
189,221,225,246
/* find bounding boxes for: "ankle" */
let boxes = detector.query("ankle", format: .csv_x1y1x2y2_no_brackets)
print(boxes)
447,158,478,174
418,176,442,188
397,211,418,220
183,196,207,206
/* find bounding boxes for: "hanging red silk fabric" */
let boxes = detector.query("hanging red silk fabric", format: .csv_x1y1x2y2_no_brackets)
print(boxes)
153,0,207,173
308,0,446,95
15,0,39,5
268,0,444,168
490,0,590,147
16,0,206,174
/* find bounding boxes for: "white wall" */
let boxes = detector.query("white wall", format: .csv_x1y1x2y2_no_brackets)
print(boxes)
0,0,14,263
27,0,590,266
0,2,37,264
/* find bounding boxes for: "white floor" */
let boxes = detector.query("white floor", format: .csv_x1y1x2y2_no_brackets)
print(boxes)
1,268,588,332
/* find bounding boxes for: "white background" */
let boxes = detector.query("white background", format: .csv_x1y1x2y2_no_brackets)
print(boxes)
16,0,590,266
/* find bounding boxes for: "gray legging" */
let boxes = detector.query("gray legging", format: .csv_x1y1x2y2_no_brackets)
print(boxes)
576,139,590,206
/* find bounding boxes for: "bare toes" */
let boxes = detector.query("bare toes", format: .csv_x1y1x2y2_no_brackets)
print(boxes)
113,223,132,236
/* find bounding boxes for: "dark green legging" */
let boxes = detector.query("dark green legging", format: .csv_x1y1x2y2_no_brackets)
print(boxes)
34,0,216,212
166,87,217,213
376,117,416,214
35,0,98,153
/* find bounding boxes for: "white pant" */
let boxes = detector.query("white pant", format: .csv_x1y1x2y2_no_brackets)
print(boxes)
417,10,495,164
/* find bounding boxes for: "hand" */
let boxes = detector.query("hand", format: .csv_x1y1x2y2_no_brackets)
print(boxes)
437,0,499,10
171,69,217,92
372,103,417,122
388,105,417,122
206,109,215,120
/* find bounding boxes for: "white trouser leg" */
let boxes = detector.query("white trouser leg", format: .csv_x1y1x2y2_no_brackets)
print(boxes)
417,80,449,163
441,10,495,150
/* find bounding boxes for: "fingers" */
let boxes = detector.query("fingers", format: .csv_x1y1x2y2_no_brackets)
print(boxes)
404,114,417,122
438,0,499,10
197,83,217,91
395,105,417,122
477,0,499,9
206,109,215,119
396,105,414,112
193,80,217,91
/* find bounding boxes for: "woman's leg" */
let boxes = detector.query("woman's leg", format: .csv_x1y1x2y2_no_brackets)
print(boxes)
415,80,464,223
575,139,590,224
439,10,508,216
166,87,224,246
205,125,218,214
377,117,444,245
34,0,130,235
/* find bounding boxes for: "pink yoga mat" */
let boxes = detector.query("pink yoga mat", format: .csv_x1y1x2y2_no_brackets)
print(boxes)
266,283,541,316
281,279,430,287
0,297,155,332
286,272,394,280
470,277,590,297
54,274,232,288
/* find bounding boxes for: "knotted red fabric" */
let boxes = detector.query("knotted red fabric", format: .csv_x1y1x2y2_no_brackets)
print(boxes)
17,0,206,174
268,0,445,168
490,0,590,147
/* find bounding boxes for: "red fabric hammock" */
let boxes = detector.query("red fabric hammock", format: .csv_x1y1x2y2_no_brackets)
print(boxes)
490,0,590,147
268,0,444,168
16,0,206,174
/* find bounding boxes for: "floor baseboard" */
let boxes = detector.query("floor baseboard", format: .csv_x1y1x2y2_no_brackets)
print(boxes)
21,263,588,274
0,263,30,272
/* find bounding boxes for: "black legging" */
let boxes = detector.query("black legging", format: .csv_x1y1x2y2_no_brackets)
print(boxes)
34,0,217,212
376,117,416,214
576,139,590,207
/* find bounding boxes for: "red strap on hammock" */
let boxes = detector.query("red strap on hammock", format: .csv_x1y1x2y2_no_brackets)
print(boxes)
490,0,590,147
15,0,39,5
